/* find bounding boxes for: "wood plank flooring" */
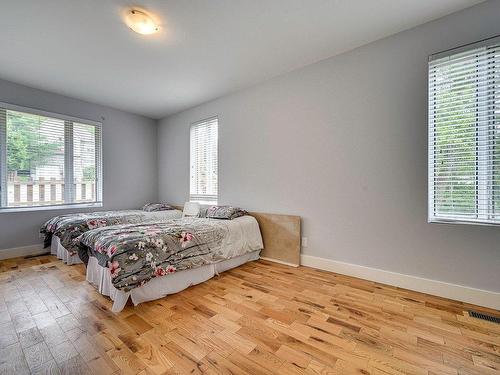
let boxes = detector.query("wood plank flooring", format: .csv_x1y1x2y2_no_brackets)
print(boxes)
0,254,498,374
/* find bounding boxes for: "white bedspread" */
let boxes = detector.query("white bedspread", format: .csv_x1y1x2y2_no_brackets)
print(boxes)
216,215,264,258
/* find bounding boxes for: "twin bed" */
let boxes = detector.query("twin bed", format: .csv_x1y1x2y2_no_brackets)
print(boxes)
43,208,184,265
41,204,264,312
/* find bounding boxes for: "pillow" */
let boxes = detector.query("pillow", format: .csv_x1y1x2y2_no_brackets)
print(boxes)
201,205,248,220
197,207,208,218
183,202,200,217
142,203,174,212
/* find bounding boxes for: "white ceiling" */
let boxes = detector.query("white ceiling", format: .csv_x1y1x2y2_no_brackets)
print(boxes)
0,0,484,119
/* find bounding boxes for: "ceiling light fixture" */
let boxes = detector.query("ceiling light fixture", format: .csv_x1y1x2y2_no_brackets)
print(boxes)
124,9,159,35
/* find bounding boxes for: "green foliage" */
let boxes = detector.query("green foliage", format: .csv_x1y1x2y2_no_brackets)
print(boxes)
6,111,61,173
83,165,96,181
432,62,477,216
432,59,500,217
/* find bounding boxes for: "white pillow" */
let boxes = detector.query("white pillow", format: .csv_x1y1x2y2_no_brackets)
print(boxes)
183,202,200,218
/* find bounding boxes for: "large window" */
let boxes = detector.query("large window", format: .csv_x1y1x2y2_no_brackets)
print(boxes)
190,117,218,204
428,37,500,225
0,103,102,211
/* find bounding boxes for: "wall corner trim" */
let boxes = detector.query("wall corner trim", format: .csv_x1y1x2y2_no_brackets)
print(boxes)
0,244,46,260
300,254,500,310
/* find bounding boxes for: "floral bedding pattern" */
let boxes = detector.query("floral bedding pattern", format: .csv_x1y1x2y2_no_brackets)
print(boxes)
40,210,160,257
76,218,228,292
142,203,174,212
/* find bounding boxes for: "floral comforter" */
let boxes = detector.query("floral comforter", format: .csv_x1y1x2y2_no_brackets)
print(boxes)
76,218,230,292
40,209,181,260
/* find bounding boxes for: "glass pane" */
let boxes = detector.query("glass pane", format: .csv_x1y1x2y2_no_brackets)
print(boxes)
190,119,218,201
6,110,65,207
493,64,500,218
73,122,97,203
432,60,477,218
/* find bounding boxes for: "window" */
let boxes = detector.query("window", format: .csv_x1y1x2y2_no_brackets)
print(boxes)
0,103,102,211
190,117,218,204
428,36,500,225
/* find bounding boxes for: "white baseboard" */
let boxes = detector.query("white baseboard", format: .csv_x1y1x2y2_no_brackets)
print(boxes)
0,244,47,260
301,254,500,310
260,256,299,267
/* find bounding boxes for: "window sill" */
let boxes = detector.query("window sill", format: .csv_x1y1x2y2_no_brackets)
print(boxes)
0,202,103,214
429,217,500,227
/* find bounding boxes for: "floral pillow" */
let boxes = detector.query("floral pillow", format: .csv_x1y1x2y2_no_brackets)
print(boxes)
199,205,248,220
142,203,174,212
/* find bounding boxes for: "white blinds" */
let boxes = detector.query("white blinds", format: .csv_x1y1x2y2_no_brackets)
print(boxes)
428,37,500,224
190,117,218,204
0,103,102,210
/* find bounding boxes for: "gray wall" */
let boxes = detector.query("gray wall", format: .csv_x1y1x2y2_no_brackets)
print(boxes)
158,1,500,292
0,79,158,251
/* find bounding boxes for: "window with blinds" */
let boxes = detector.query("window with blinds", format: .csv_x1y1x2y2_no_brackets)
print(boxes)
428,36,500,225
190,117,218,204
0,103,102,210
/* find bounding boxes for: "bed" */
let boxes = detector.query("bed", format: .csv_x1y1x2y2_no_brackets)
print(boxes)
77,215,263,312
41,208,183,265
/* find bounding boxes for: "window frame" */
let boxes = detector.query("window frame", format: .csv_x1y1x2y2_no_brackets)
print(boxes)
189,116,218,205
428,35,500,226
0,102,103,213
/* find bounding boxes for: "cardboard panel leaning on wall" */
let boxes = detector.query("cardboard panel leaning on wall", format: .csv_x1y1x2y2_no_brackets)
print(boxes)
250,212,301,266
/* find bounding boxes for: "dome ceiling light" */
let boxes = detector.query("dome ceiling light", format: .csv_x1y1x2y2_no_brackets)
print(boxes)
124,9,159,35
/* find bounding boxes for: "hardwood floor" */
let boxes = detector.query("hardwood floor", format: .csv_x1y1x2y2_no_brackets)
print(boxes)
0,255,498,375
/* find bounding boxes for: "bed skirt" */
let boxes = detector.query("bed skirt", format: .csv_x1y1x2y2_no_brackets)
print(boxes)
50,236,83,265
86,250,261,313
